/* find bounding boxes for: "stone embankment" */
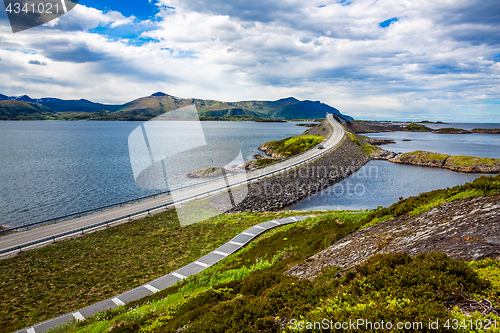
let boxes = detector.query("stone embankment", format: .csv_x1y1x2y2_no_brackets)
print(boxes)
287,194,500,279
388,151,500,173
226,137,370,212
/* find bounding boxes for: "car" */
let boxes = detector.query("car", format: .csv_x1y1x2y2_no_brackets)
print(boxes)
318,144,325,149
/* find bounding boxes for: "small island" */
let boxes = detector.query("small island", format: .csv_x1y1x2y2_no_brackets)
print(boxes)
432,128,472,134
388,150,500,173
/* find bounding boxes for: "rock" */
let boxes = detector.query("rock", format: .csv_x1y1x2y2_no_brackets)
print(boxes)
286,194,500,279
370,148,397,160
363,137,396,145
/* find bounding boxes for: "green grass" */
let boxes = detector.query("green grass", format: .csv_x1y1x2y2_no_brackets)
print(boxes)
401,150,450,161
263,135,324,158
0,209,322,332
405,123,432,131
346,132,379,155
54,206,500,333
446,155,500,167
254,158,277,167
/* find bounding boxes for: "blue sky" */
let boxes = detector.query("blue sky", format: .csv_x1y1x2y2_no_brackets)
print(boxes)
0,0,499,122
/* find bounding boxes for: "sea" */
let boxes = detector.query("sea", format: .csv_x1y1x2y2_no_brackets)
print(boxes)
290,123,500,211
1,121,499,227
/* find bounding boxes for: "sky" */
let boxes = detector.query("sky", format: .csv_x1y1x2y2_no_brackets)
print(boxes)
0,0,499,122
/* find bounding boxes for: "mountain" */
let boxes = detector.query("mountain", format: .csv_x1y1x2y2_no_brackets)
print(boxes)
0,101,58,120
0,92,353,121
115,92,353,121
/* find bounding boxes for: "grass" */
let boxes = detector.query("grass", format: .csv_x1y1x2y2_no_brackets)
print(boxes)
405,123,432,131
254,158,277,167
51,202,500,333
433,127,470,133
401,150,450,161
446,155,500,167
0,209,323,332
5,177,500,332
263,135,324,158
346,132,379,155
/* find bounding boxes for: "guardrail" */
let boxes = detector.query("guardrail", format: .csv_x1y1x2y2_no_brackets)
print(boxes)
0,116,344,255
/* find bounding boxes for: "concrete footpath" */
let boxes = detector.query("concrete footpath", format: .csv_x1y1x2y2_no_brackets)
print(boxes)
16,214,316,333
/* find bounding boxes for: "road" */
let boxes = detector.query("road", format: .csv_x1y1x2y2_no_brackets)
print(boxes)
0,114,345,257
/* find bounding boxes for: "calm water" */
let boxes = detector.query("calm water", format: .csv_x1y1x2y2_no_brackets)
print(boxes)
0,121,305,227
291,124,500,211
290,160,489,211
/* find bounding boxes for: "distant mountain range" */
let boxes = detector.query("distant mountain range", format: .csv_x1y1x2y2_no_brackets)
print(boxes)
0,92,353,121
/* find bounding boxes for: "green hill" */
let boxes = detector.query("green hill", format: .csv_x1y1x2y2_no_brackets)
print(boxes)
0,92,353,121
0,101,57,120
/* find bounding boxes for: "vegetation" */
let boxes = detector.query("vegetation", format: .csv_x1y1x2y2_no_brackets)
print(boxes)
262,135,324,158
4,178,500,332
447,155,500,167
254,158,277,168
46,196,500,333
472,128,500,134
0,93,352,121
405,123,432,131
0,209,321,332
433,127,471,134
346,132,379,155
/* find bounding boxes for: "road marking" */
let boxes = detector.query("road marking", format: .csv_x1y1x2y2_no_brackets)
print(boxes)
144,284,160,293
213,250,229,257
112,297,125,306
171,272,187,280
270,220,281,225
229,241,244,246
194,261,209,268
241,232,255,237
27,328,35,333
73,312,85,321
254,225,266,230
289,217,297,222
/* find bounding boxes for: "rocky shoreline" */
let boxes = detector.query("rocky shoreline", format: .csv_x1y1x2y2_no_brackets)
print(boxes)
223,136,370,212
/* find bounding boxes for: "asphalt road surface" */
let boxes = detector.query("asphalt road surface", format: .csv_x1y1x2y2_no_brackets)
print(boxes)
0,114,345,257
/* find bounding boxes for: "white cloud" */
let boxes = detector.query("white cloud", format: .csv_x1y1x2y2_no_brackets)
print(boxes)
0,0,499,121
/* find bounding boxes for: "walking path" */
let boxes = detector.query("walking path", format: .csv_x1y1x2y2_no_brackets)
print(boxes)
16,214,316,333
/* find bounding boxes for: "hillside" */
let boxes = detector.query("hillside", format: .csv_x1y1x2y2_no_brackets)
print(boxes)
0,101,57,120
14,176,499,333
0,92,353,121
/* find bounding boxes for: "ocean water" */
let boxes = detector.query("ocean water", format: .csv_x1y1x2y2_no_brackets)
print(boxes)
290,124,500,211
0,121,305,227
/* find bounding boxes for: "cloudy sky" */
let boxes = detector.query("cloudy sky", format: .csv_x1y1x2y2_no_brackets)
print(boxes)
0,0,499,121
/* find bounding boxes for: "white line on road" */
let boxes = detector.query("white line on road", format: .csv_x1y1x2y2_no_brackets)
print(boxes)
112,297,125,306
27,328,35,333
171,272,187,280
194,261,209,268
241,232,255,237
229,241,244,246
254,225,266,230
213,250,229,257
144,284,160,293
73,312,85,322
269,220,281,225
